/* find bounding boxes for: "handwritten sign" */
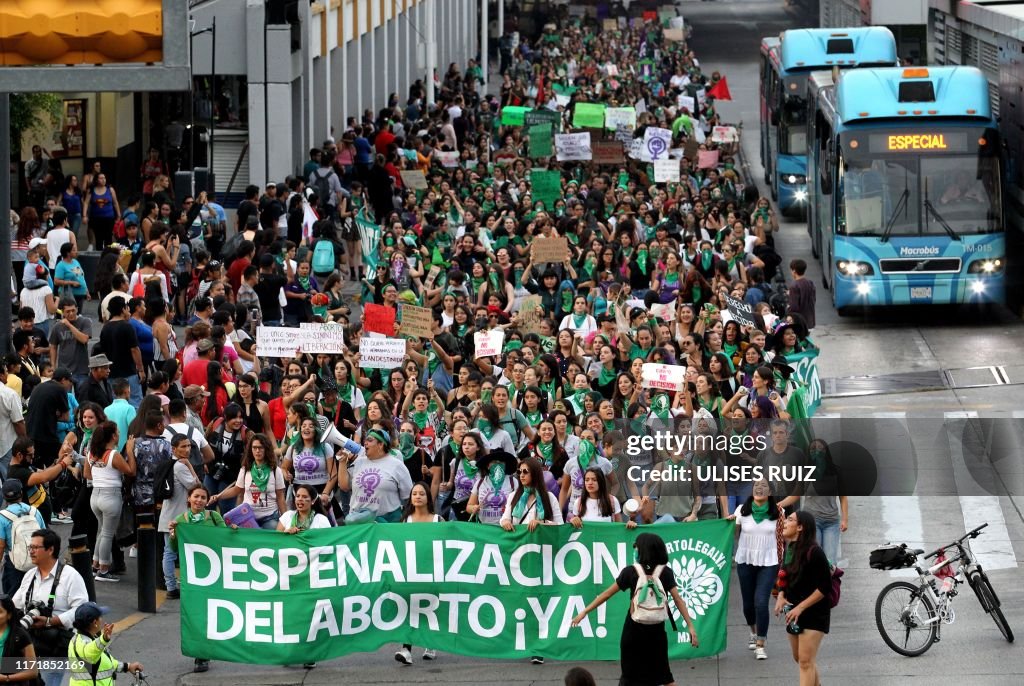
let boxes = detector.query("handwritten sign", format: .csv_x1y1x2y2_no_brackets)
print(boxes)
602,18,617,31
677,94,695,114
711,126,740,143
555,132,592,161
664,27,684,42
425,265,442,288
653,159,681,183
533,236,569,264
604,107,637,131
723,293,757,328
530,170,562,210
592,140,625,165
399,303,434,339
697,149,721,170
573,103,606,130
360,337,407,370
615,125,635,145
474,329,506,358
501,105,531,126
524,109,561,130
363,303,397,335
435,151,459,168
529,123,553,158
256,324,346,357
400,170,428,190
641,362,686,392
643,127,672,161
517,295,544,335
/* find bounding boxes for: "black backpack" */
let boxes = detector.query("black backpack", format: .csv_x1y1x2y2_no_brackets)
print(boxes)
153,458,177,503
169,425,203,470
311,169,333,212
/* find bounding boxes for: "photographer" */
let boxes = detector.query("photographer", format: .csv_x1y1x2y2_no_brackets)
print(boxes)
68,602,143,685
13,529,88,686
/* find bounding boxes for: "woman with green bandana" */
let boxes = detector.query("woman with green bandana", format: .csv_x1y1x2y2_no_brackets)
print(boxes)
490,385,534,448
568,467,635,527
400,383,446,455
559,436,615,515
519,418,569,479
282,416,337,512
465,449,518,525
338,427,412,523
611,372,640,417
283,260,318,326
549,411,580,468
727,479,780,661
627,242,653,296
395,420,434,489
589,344,619,399
558,295,598,338
536,355,564,405
443,429,486,518
686,372,724,418
520,386,546,431
277,483,331,533
209,433,286,530
500,457,563,531
480,263,515,314
652,251,684,304
722,320,743,363
709,352,738,402
475,403,516,454
332,359,365,423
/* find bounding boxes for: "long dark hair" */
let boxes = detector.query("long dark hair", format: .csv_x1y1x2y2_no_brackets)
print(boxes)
89,421,119,459
633,532,670,573
576,467,614,518
740,494,780,520
292,483,326,517
400,481,437,521
510,457,554,522
783,510,819,581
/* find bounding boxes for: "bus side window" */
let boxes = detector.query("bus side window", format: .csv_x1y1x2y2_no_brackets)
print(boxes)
835,147,846,233
819,121,833,195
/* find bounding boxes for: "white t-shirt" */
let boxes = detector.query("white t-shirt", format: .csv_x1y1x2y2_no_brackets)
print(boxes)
563,455,614,513
279,510,332,530
580,495,622,522
235,466,286,520
47,228,73,270
501,490,564,525
20,286,53,325
470,475,516,525
733,504,780,567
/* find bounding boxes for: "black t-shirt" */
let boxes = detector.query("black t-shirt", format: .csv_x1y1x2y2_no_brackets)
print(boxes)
24,380,69,445
236,199,259,229
7,462,52,521
0,625,34,675
616,564,677,599
254,272,287,322
99,319,140,378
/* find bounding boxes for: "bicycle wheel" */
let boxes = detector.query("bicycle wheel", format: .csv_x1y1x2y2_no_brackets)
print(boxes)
969,572,1014,643
875,581,938,657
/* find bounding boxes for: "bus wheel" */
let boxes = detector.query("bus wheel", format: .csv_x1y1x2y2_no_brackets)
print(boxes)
770,178,778,201
811,231,820,259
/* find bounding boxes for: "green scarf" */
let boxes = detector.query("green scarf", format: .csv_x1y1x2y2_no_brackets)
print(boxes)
412,410,430,430
700,249,714,271
525,409,543,427
583,257,597,277
572,312,588,329
537,440,554,467
637,249,649,275
471,276,485,293
294,510,314,531
577,439,595,471
597,364,617,387
783,544,794,566
651,393,671,420
250,462,271,492
603,418,616,432
338,382,355,404
398,432,417,459
489,272,500,291
297,275,312,291
488,461,508,492
751,500,770,524
476,419,495,441
456,323,469,338
186,510,207,524
512,487,546,521
560,289,573,313
461,456,479,479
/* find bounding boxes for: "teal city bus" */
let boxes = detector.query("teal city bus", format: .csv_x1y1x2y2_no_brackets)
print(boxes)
806,66,1005,313
759,27,896,216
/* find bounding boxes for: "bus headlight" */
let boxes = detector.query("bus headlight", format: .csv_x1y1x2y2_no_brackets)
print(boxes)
837,260,874,276
784,174,806,185
794,189,808,203
967,258,1003,274
856,283,871,295
970,281,987,294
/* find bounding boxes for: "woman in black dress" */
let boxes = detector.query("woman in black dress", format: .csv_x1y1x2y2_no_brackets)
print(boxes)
572,533,699,686
773,510,831,686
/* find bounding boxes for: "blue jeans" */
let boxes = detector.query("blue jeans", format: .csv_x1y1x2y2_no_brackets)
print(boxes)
163,533,178,591
204,475,237,514
257,512,280,530
1,558,25,595
736,563,778,641
817,519,841,565
0,448,11,481
40,670,67,686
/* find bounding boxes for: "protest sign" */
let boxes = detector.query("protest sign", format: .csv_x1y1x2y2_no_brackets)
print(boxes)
614,125,635,145
653,159,680,183
399,170,428,190
474,329,505,357
256,324,346,357
555,132,592,161
697,149,720,169
634,98,647,114
530,170,562,210
723,293,756,328
604,107,636,131
435,151,459,168
178,521,734,664
711,126,739,143
554,93,571,108
642,127,672,161
641,362,687,392
573,103,606,129
501,105,531,126
359,337,406,369
684,138,701,162
524,109,561,129
529,123,554,158
357,209,381,272
592,141,625,165
399,303,434,339
363,303,397,335
677,94,695,114
602,18,617,31
664,27,684,41
532,236,569,264
425,265,442,288
517,295,544,335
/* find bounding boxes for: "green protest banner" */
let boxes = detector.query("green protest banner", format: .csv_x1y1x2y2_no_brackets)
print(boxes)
501,105,531,126
530,169,563,210
524,109,562,130
178,521,734,665
529,123,554,158
786,347,822,416
357,208,381,271
573,103,606,129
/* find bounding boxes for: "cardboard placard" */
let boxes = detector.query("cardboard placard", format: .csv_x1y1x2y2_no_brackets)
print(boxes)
524,109,561,129
572,103,606,129
677,94,695,114
530,169,562,210
474,329,506,358
400,170,428,190
614,125,635,145
256,324,346,357
724,293,757,328
501,105,531,126
604,107,637,131
399,303,434,339
684,138,701,161
435,151,459,168
555,132,592,161
592,140,625,166
533,236,569,264
360,337,407,370
517,295,544,335
424,265,442,288
363,303,397,335
698,149,721,169
653,158,681,183
642,127,673,161
641,362,686,392
664,27,684,42
602,18,617,31
711,126,740,143
528,123,554,159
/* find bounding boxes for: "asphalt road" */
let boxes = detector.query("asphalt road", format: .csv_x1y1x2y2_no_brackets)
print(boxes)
84,1,1024,684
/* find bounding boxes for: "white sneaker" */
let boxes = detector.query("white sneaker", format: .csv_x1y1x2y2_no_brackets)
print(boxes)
129,546,137,558
422,649,436,660
755,646,767,660
394,649,412,665
748,633,757,649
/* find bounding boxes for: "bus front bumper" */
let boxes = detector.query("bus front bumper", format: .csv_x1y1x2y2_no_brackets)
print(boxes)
833,273,1005,308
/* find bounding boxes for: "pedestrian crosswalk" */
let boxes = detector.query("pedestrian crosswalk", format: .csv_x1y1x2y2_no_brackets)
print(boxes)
809,410,1021,572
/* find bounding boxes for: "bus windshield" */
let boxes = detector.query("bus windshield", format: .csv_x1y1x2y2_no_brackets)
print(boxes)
837,128,1002,236
780,83,807,154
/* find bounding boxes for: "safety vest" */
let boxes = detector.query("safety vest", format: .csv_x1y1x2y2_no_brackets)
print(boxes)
68,632,120,686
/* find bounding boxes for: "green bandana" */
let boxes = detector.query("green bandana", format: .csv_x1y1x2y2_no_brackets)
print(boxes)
476,419,495,441
472,276,485,293
412,410,430,430
751,500,770,524
637,249,649,275
572,312,588,329
462,456,479,479
512,487,546,521
651,393,671,420
701,249,714,271
294,510,314,531
250,462,271,492
577,440,595,471
537,440,554,467
489,272,500,290
488,461,508,492
186,510,207,524
525,410,543,427
560,289,573,313
598,365,617,387
398,432,417,459
297,275,312,291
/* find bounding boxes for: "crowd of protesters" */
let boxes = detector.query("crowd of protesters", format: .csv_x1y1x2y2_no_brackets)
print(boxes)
1,6,849,685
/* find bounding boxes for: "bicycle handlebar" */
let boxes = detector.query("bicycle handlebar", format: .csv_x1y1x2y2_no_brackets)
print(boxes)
924,523,988,559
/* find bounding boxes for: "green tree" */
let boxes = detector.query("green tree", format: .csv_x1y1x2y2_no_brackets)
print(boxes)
8,92,62,152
